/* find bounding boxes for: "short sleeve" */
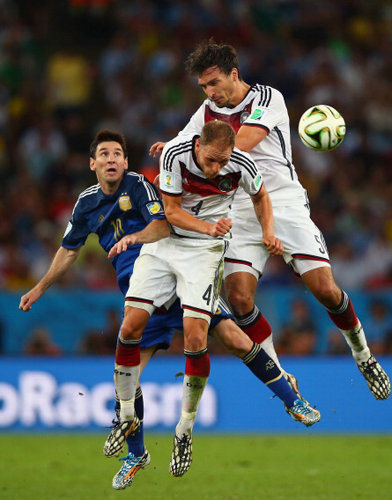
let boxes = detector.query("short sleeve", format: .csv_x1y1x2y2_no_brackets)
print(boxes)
243,87,287,132
61,202,89,249
159,143,184,196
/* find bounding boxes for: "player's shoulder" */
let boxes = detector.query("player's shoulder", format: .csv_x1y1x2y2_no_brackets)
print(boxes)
74,183,101,209
162,134,195,168
231,146,255,166
164,133,194,151
123,171,149,186
251,83,285,106
123,172,160,197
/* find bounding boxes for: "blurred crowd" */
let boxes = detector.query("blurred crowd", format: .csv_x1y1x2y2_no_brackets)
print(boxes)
1,0,392,353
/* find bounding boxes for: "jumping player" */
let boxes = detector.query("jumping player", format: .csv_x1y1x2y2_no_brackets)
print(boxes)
150,40,390,401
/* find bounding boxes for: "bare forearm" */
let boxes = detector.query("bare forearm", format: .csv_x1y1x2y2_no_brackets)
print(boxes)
108,219,170,258
132,219,170,243
37,247,80,292
251,189,284,255
162,195,231,237
252,194,274,236
19,246,80,311
166,208,213,235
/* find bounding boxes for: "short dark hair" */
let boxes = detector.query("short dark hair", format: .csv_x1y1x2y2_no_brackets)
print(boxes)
200,120,236,149
185,39,242,79
90,129,128,159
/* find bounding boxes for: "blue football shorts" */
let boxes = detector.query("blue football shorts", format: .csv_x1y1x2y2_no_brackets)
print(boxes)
138,297,234,351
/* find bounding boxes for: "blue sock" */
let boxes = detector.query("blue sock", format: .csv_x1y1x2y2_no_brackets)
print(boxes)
116,386,145,457
242,343,297,408
266,377,297,408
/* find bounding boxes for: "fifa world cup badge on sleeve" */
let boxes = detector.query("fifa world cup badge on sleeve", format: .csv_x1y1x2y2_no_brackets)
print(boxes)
119,195,132,211
163,173,175,190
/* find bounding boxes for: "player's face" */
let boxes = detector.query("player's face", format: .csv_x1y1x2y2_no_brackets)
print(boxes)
198,66,238,108
195,139,233,178
90,141,128,191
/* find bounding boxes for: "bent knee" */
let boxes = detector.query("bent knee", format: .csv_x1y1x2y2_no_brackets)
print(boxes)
313,281,341,307
120,318,145,341
184,330,208,352
227,289,254,316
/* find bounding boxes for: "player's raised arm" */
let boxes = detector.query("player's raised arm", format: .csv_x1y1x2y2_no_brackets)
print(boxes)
19,246,81,312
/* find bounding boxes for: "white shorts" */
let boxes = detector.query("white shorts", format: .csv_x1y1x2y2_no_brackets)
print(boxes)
126,236,227,323
224,202,330,279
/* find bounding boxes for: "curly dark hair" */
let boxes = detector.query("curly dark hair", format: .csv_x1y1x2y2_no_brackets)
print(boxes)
89,129,128,159
185,39,242,79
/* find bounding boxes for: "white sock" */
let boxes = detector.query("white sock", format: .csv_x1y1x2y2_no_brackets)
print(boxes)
176,374,208,436
340,321,371,363
260,333,283,371
114,363,140,421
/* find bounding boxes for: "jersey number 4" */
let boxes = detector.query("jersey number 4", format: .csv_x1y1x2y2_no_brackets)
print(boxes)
202,284,213,305
191,200,204,216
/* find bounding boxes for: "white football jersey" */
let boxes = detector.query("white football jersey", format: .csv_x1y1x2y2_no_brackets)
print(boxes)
160,134,264,239
179,84,307,208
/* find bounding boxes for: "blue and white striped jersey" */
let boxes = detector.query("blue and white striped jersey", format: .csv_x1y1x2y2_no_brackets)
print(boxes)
62,171,165,295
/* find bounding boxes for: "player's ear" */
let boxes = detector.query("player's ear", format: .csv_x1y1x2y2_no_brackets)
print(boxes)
231,68,238,81
90,157,96,171
194,138,200,153
124,158,129,170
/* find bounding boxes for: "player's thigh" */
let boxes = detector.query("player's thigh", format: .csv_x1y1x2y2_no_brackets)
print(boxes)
125,252,177,311
175,239,227,322
273,204,331,273
225,203,269,277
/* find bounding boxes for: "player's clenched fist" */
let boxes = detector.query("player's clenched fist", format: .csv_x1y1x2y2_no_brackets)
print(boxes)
262,236,284,256
209,218,232,237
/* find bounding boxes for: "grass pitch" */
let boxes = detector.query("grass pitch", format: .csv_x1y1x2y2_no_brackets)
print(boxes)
1,433,391,500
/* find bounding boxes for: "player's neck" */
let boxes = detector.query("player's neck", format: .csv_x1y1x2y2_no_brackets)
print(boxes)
229,80,251,108
100,180,122,195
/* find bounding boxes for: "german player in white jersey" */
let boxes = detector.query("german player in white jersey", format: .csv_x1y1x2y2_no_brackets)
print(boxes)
107,120,285,477
150,40,390,401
